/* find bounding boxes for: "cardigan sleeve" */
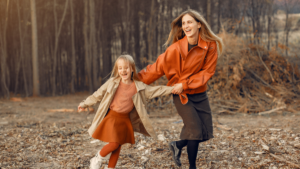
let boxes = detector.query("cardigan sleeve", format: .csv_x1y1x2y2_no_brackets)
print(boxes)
144,85,174,100
182,42,218,90
79,79,111,108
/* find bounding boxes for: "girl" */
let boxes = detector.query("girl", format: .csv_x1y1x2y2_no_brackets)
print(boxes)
78,55,174,169
138,9,224,169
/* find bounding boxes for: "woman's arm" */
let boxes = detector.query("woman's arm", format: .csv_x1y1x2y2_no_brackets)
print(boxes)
181,41,218,90
78,79,111,108
138,53,166,85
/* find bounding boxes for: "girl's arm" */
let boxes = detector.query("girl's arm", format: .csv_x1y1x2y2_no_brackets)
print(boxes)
79,79,111,108
144,85,174,100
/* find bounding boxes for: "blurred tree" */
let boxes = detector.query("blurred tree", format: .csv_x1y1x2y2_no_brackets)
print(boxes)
0,0,10,98
1,0,299,97
30,0,39,96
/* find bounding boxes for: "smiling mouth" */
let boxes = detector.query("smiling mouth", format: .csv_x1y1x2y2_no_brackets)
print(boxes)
185,29,191,33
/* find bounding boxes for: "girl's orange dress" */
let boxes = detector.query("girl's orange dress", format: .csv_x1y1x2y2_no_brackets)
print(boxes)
92,81,136,145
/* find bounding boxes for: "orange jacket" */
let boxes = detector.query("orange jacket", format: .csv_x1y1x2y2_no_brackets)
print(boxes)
138,35,218,104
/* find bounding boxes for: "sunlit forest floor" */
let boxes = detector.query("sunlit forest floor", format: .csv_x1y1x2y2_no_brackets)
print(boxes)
1,94,300,168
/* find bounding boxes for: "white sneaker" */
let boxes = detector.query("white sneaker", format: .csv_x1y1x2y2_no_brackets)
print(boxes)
90,150,104,169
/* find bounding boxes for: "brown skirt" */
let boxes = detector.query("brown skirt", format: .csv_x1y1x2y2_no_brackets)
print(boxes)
173,92,214,141
92,109,135,145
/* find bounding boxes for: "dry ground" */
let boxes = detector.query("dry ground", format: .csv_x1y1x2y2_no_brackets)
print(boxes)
1,94,300,169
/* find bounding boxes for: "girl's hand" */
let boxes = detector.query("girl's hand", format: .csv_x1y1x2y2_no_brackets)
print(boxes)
78,105,85,112
172,83,183,95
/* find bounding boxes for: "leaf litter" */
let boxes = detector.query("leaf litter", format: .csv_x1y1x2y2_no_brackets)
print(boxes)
0,94,300,169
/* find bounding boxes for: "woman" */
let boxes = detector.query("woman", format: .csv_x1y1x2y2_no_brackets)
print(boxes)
138,9,223,169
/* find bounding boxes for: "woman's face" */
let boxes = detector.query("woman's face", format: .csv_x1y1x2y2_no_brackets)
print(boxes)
117,59,132,82
182,14,201,39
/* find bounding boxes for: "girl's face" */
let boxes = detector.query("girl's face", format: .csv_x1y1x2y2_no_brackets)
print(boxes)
182,14,201,39
117,59,132,82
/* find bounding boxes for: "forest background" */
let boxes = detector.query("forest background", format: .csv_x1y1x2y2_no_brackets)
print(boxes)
0,0,300,114
1,0,300,168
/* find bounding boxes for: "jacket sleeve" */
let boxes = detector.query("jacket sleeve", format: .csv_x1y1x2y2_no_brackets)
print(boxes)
79,79,111,108
138,53,166,85
182,42,218,90
144,85,174,100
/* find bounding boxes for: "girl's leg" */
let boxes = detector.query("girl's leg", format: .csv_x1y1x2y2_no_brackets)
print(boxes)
90,142,120,169
107,145,121,168
100,142,120,157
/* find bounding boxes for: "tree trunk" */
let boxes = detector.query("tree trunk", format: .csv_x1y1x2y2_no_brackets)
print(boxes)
206,0,211,26
15,1,24,95
125,0,131,53
120,0,131,54
98,0,103,84
83,0,93,93
235,3,247,36
217,0,221,33
70,0,76,93
250,0,257,44
143,19,149,68
0,0,10,98
101,1,112,81
284,0,290,56
30,0,39,96
267,1,273,50
133,2,141,70
147,0,157,62
52,0,69,96
89,0,98,90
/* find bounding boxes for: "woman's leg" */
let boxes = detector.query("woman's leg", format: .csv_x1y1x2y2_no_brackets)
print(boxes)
176,139,188,149
187,140,200,168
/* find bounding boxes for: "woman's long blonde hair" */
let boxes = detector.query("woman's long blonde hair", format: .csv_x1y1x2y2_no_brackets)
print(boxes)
165,9,223,56
110,55,140,81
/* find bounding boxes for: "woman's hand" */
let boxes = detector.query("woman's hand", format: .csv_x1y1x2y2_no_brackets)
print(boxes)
172,83,183,95
77,105,85,112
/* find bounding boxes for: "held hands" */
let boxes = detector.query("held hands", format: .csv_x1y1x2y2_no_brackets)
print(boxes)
77,105,85,112
172,83,183,95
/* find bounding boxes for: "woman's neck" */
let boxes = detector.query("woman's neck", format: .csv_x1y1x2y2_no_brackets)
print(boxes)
187,32,199,45
121,79,133,85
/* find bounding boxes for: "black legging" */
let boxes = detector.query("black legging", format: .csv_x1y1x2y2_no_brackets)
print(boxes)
176,139,207,168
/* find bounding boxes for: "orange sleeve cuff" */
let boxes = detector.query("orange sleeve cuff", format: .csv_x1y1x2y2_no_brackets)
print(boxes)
182,81,189,90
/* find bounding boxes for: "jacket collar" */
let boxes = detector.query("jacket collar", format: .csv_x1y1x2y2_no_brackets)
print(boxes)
178,35,208,59
111,77,146,92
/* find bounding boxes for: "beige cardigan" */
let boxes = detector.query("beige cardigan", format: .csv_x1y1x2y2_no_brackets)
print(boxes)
79,77,174,140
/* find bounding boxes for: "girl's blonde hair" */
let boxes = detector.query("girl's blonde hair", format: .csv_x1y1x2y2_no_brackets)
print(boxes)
111,55,140,81
165,9,224,56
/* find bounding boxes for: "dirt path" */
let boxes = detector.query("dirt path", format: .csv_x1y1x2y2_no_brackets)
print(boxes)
1,94,300,168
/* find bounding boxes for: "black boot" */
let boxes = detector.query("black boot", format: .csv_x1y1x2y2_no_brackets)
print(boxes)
168,141,182,167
